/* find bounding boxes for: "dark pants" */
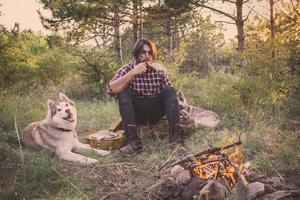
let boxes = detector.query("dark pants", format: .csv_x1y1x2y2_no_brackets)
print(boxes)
117,87,180,131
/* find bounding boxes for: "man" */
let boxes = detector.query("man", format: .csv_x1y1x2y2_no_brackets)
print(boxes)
107,38,183,154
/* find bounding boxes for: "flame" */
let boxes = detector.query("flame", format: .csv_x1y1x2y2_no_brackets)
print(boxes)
189,146,245,189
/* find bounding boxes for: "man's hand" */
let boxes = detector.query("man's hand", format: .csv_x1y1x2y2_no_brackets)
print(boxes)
109,61,152,94
131,62,149,75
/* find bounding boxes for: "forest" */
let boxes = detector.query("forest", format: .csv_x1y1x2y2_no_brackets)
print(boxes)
0,0,299,199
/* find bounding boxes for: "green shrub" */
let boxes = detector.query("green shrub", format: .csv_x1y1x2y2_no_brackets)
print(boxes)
72,48,118,97
35,47,76,86
237,44,299,116
0,29,47,88
283,85,300,121
172,72,241,114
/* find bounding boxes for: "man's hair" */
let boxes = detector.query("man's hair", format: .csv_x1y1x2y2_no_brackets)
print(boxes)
132,38,157,60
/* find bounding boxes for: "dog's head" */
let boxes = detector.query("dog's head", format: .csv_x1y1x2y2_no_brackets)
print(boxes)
177,90,189,110
47,92,77,130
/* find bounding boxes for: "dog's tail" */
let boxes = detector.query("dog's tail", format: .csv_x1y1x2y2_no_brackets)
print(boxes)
2,131,23,146
8,134,20,145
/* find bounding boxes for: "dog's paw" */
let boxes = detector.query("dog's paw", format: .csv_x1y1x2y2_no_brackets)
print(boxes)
82,158,98,166
96,149,110,156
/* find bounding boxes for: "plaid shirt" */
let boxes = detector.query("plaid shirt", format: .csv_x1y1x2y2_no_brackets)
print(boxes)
107,61,172,97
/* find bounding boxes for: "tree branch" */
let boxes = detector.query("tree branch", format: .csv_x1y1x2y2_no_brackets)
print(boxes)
215,20,236,24
243,0,252,4
243,6,255,22
290,0,300,17
275,1,300,26
200,4,236,21
223,0,237,4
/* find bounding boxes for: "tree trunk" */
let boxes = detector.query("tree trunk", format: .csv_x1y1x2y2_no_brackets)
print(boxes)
236,0,245,52
113,4,123,64
132,0,138,43
199,0,248,52
138,0,143,39
270,0,275,58
173,17,180,51
166,14,173,63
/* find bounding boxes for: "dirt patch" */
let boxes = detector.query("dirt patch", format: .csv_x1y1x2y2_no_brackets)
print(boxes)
0,167,20,193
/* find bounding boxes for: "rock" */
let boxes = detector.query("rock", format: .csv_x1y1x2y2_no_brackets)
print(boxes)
170,165,185,177
147,177,181,200
285,181,300,190
247,181,265,200
264,177,283,189
236,179,248,200
261,189,300,200
246,172,266,182
198,180,228,200
181,176,206,200
175,170,191,185
170,165,192,185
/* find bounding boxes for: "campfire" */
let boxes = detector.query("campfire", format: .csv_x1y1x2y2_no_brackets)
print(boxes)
188,142,246,190
146,137,300,200
147,138,250,200
143,135,300,200
165,138,248,186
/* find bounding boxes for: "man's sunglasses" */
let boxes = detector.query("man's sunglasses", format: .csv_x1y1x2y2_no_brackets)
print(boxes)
139,50,152,55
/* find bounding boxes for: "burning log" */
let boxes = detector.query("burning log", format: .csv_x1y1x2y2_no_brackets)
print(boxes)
162,140,242,169
185,142,247,193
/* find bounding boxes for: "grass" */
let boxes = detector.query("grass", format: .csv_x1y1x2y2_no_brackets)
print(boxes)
0,82,299,199
76,100,119,134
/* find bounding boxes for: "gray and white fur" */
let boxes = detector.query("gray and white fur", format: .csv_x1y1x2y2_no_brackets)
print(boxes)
22,92,109,166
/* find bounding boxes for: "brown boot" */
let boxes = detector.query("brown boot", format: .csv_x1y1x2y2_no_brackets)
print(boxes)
169,124,184,146
120,125,142,154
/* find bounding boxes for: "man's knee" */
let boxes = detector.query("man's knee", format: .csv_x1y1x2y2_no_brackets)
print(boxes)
118,88,132,105
161,87,177,100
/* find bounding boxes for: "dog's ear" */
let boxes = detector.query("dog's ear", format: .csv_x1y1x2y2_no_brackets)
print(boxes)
47,99,57,117
59,92,75,106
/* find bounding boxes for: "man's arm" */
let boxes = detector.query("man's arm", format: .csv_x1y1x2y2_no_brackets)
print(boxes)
109,62,149,94
109,70,135,93
160,69,172,89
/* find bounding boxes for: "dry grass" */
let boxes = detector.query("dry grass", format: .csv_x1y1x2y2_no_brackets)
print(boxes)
0,86,299,199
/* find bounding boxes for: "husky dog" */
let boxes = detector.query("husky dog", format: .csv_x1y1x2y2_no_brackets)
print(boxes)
22,92,109,166
177,91,221,128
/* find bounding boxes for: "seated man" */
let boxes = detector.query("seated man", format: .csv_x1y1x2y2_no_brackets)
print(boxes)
107,38,184,154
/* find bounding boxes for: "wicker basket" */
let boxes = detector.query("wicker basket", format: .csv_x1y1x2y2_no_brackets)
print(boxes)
85,130,125,150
